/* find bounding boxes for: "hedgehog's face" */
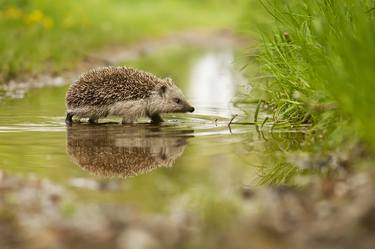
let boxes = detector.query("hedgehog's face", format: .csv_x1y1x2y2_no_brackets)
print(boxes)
157,84,195,113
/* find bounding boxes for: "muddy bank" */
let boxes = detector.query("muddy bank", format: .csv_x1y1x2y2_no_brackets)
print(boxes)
1,170,374,249
1,29,247,100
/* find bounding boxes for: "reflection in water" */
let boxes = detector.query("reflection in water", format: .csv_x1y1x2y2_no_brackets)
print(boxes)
67,125,193,178
189,49,245,116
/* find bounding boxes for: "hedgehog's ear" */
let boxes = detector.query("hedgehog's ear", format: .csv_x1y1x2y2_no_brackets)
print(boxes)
159,85,167,97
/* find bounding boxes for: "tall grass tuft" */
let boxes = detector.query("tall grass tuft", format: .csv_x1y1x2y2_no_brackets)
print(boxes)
241,0,375,147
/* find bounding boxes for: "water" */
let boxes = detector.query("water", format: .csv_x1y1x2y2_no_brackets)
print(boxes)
0,47,298,213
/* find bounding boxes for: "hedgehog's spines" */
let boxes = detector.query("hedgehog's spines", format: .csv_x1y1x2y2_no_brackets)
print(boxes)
66,66,171,108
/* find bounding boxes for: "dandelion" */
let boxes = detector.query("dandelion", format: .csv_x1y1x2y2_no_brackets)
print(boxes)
42,17,54,29
4,6,23,18
24,9,54,29
25,9,44,25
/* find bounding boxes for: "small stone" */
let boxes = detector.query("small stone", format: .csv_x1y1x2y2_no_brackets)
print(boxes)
117,228,161,249
242,186,255,199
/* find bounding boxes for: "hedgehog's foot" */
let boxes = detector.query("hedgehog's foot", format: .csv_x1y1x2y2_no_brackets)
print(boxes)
88,117,98,124
149,113,164,124
65,112,73,126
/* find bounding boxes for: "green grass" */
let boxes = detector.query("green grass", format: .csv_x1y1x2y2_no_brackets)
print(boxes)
0,0,238,83
239,0,375,149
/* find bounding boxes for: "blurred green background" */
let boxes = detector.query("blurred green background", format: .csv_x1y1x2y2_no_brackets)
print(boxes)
0,0,240,82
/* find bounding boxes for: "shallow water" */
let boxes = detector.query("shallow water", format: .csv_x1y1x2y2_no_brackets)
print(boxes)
0,47,302,213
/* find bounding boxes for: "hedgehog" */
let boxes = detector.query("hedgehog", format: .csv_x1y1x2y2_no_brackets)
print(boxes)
65,66,194,125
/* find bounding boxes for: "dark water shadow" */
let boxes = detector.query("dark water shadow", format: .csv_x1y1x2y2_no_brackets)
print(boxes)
66,124,194,178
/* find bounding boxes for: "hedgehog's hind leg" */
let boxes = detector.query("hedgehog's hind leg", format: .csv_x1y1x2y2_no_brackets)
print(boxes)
149,113,164,124
65,112,74,126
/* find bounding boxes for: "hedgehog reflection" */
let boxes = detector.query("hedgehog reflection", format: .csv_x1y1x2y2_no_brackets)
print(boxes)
66,125,192,178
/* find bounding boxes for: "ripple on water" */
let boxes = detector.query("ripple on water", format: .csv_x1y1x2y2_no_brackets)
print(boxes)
0,113,254,136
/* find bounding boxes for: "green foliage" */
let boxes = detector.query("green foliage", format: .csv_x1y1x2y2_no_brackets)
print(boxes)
0,0,237,83
240,0,375,147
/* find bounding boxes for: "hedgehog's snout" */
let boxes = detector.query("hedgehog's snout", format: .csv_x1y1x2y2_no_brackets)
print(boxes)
182,103,194,113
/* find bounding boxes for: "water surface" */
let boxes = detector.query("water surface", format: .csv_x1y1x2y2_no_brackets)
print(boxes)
0,47,298,214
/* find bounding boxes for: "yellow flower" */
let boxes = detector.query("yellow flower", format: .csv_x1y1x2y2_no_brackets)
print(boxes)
25,9,44,25
4,6,23,18
42,17,54,29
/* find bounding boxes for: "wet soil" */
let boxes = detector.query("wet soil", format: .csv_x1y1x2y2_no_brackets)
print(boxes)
1,169,375,249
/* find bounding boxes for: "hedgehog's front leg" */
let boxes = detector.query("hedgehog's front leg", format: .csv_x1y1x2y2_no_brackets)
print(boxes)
65,112,73,125
149,113,164,124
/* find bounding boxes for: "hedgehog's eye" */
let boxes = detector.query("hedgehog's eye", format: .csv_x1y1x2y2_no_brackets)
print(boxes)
174,98,181,104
